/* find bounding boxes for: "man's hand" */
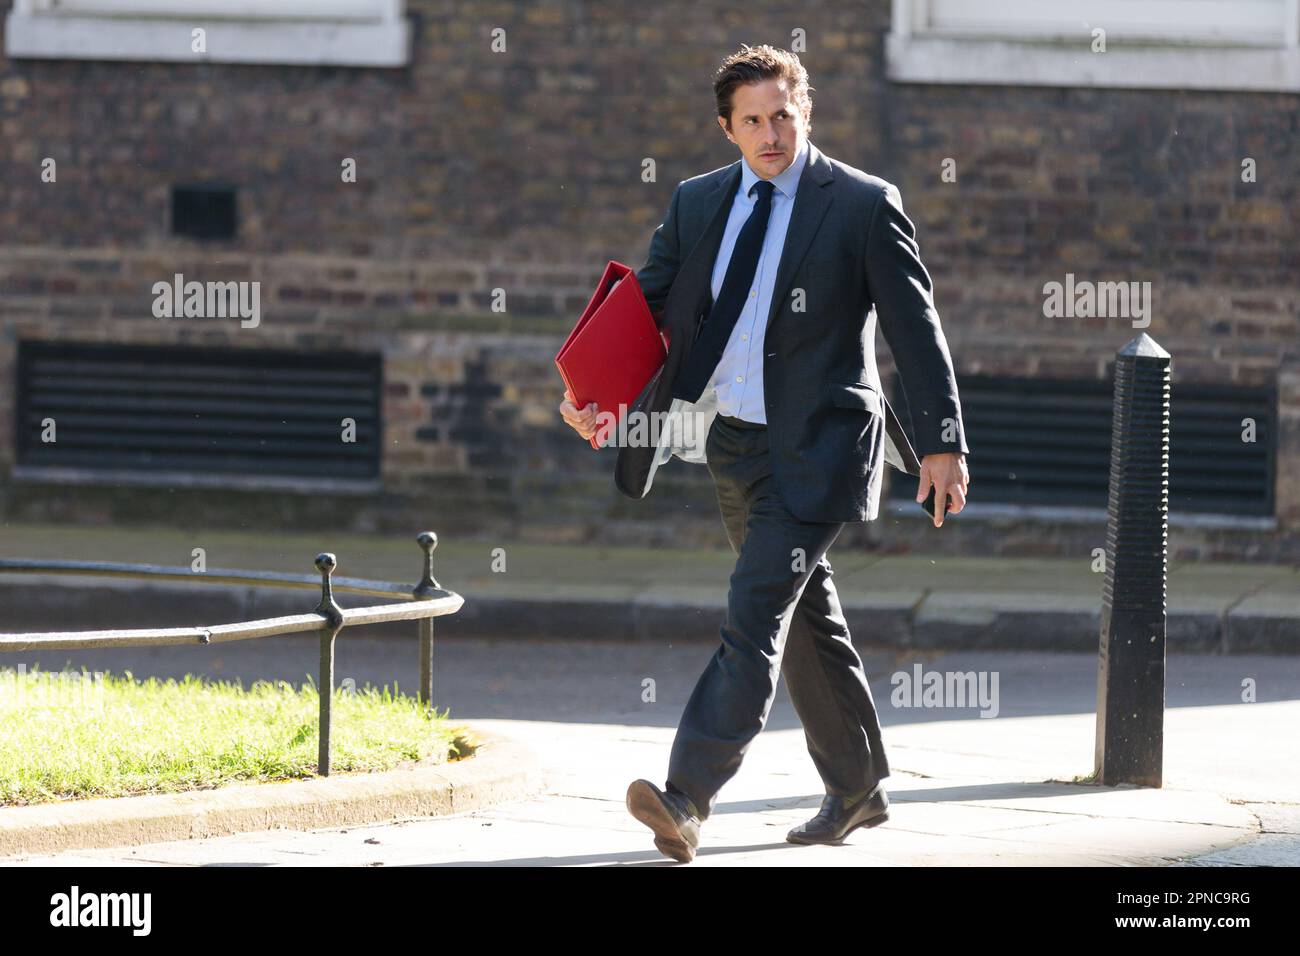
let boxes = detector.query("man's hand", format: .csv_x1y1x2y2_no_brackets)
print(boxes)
559,388,600,442
917,452,969,528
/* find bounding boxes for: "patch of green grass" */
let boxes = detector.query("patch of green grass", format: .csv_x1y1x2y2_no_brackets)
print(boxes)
0,666,476,806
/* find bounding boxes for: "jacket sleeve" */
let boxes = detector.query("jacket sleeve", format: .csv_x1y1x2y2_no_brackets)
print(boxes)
635,181,684,330
865,182,970,458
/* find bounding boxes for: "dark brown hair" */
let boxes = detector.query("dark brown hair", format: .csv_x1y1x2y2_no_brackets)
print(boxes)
713,44,814,130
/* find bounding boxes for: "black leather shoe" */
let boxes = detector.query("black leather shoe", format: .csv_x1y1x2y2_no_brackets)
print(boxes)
626,779,702,863
786,785,889,845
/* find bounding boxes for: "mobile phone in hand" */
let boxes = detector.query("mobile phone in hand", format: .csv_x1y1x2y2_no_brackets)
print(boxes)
920,486,952,520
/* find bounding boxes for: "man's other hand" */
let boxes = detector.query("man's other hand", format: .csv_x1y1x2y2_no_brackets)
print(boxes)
917,452,969,528
559,388,600,442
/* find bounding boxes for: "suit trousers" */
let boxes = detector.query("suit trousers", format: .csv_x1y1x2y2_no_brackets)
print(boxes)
665,413,891,820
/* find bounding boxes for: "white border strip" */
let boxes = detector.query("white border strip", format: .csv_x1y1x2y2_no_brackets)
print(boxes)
886,34,1300,92
4,14,411,67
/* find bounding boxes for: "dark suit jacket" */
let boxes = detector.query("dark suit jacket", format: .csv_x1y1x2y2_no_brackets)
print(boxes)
614,139,969,523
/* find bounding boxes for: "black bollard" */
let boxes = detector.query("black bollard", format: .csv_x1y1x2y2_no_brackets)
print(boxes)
1095,333,1170,788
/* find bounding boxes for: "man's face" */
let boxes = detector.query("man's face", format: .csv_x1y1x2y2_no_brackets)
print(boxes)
717,77,810,180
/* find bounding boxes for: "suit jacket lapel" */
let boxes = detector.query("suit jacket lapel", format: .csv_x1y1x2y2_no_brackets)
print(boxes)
669,141,835,353
763,140,834,331
672,162,741,332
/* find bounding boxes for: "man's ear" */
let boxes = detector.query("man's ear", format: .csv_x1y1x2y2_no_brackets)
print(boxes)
717,115,734,144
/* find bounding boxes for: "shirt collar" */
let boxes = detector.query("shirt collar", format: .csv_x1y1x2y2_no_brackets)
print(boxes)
740,137,810,201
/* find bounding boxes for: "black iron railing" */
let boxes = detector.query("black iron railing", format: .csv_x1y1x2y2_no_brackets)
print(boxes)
0,530,462,775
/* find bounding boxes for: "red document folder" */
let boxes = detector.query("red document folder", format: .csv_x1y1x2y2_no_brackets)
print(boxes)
556,260,668,449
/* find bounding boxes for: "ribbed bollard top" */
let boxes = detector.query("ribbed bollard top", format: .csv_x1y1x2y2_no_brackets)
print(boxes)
1104,334,1171,614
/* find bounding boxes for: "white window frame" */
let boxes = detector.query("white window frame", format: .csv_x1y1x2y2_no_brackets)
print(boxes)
4,0,410,67
888,0,1300,92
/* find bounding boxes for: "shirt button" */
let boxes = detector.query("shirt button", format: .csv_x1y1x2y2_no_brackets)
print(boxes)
735,375,744,383
741,333,748,340
750,290,757,297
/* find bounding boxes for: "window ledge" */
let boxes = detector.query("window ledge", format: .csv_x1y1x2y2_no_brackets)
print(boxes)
3,12,410,67
886,500,1278,531
886,33,1300,92
11,465,382,495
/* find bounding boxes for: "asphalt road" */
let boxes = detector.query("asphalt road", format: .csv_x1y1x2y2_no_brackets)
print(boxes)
9,632,1299,756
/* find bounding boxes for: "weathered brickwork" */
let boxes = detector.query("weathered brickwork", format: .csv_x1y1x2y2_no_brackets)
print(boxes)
0,1,1295,559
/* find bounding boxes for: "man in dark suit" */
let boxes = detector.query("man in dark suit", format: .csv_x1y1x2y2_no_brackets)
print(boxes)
560,44,969,863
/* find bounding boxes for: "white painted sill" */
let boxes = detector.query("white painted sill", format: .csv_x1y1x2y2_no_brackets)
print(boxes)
886,33,1300,93
3,2,410,67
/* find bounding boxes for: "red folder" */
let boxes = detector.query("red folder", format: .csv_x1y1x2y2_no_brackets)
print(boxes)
556,260,668,449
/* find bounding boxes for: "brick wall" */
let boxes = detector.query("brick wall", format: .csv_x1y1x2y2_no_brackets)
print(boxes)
0,1,1296,560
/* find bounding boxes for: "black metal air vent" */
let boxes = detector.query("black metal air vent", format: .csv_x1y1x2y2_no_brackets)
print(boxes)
172,183,237,240
15,341,382,481
889,373,1274,517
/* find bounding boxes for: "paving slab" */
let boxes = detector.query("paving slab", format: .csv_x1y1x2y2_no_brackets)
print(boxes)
2,709,1279,867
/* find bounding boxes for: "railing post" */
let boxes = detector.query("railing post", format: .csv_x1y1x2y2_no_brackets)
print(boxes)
1095,333,1171,788
413,532,441,713
314,552,345,776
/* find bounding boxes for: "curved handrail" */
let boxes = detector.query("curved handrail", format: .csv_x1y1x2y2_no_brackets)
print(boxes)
0,559,418,599
0,594,464,651
0,530,463,776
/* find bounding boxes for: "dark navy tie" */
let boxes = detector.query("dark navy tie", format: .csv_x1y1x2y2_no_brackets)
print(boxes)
673,179,776,403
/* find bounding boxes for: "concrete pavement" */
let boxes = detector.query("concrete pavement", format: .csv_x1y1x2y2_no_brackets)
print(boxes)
1,711,1288,867
3,643,1297,866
